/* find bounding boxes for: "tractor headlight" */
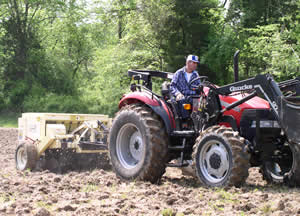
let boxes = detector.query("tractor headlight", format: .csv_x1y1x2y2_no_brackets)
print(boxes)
251,120,280,128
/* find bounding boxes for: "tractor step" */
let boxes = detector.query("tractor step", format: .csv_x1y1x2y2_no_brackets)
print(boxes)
168,145,185,150
78,142,108,150
171,130,195,137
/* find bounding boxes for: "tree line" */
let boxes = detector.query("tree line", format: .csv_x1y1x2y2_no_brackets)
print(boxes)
0,0,299,116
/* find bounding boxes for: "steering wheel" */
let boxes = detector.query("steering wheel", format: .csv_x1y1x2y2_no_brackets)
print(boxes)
189,76,208,90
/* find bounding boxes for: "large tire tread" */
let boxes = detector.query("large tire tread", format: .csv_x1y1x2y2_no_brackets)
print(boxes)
109,103,168,183
192,125,250,187
260,164,283,185
284,143,300,187
15,142,38,171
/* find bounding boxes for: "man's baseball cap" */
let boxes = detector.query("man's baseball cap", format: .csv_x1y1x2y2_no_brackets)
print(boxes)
186,55,199,63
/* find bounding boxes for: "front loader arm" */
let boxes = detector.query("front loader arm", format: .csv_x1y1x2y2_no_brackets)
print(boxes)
215,74,300,144
217,74,283,117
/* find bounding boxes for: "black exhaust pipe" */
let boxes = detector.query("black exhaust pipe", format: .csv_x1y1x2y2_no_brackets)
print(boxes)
234,50,240,82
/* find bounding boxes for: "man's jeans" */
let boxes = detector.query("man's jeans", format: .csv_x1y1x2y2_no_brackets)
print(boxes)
176,97,193,119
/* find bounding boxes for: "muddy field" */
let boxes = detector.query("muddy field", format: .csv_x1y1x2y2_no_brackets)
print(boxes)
1,128,300,216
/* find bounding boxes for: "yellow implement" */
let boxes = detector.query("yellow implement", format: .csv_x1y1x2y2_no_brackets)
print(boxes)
16,113,112,171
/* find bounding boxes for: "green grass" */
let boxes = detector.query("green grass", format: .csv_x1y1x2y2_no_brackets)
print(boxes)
0,112,19,128
35,201,53,210
80,183,100,192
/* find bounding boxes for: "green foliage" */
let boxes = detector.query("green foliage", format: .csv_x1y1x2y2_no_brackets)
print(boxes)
0,112,18,128
0,0,96,113
81,44,133,116
23,93,89,113
227,0,299,28
0,0,69,110
240,24,299,80
0,0,299,116
121,0,174,71
163,0,221,72
226,0,300,81
202,10,239,84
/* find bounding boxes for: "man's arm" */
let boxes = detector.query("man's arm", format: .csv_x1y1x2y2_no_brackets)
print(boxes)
170,71,181,96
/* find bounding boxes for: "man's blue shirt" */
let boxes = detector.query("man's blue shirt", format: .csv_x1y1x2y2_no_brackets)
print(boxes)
170,67,201,96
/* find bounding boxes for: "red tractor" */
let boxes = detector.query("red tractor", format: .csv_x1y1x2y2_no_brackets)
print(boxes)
108,64,300,187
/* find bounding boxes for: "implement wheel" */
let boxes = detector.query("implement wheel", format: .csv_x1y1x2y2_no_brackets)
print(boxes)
192,126,250,187
15,142,38,171
109,104,168,183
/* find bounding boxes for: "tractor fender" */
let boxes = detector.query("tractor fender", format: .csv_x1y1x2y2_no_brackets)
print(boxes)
219,115,238,131
119,92,175,134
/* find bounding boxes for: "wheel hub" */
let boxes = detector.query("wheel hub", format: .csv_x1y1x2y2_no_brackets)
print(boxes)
129,131,143,161
209,153,221,169
200,141,230,182
17,147,27,170
116,123,144,169
134,142,139,150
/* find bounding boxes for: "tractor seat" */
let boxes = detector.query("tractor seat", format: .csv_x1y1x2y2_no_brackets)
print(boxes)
161,81,171,100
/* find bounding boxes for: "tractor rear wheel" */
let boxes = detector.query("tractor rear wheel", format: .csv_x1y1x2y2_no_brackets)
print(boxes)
15,142,38,171
109,104,168,183
192,126,250,187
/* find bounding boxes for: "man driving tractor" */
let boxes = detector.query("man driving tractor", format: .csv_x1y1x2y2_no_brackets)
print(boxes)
170,54,201,119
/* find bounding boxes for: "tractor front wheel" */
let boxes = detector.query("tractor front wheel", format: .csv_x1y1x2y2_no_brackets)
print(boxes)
109,104,168,183
15,142,38,171
260,141,300,187
260,141,293,184
192,126,250,187
283,142,300,187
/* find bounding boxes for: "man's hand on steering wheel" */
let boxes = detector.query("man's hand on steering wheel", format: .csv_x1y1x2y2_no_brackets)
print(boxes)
189,76,208,93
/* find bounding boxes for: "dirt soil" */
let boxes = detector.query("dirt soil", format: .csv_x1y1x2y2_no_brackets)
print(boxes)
1,128,300,216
